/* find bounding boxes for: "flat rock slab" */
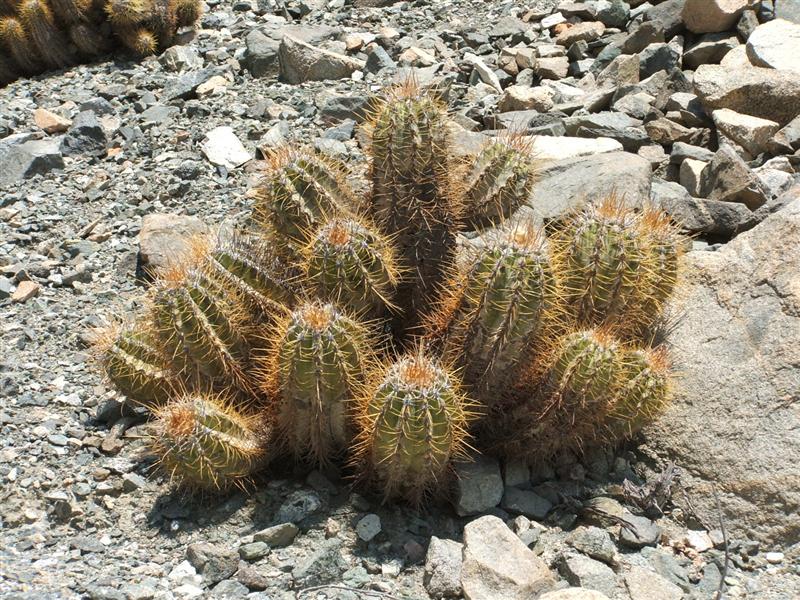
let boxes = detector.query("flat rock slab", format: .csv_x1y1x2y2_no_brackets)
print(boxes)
746,18,800,73
201,126,251,169
644,199,800,545
528,151,652,220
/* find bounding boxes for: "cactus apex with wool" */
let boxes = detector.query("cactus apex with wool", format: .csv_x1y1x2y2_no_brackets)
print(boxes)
253,147,358,254
93,319,179,408
355,350,473,504
462,135,538,230
303,216,401,318
105,0,154,25
263,301,376,466
431,222,562,407
151,393,268,490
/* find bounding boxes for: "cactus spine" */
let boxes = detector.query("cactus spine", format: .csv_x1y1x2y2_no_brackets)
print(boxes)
47,0,92,24
355,351,472,504
94,321,179,408
462,137,538,230
254,148,357,254
366,80,460,332
264,301,374,466
0,16,43,74
433,224,561,406
18,0,76,68
150,266,254,394
152,393,267,490
303,217,401,317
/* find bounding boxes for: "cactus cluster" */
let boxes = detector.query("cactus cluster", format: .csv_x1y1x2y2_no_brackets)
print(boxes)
95,79,685,503
0,0,202,86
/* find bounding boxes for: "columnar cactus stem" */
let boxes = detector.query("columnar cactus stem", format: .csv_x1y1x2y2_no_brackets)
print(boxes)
0,16,44,74
303,217,401,317
355,351,472,504
152,393,267,490
47,0,92,24
18,0,76,68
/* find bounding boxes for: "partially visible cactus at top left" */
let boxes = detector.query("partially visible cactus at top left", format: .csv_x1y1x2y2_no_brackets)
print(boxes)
0,0,203,87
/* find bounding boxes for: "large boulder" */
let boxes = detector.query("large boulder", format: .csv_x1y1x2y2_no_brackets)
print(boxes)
682,0,752,34
138,213,209,274
644,199,800,545
693,64,800,126
746,19,800,74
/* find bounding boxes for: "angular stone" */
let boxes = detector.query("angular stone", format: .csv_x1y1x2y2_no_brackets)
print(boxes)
622,21,665,54
555,22,605,46
292,539,346,586
159,45,203,72
560,555,617,597
682,0,751,34
0,138,64,185
693,64,800,126
769,115,800,154
619,514,661,548
60,110,108,157
423,537,463,598
596,0,630,28
625,566,683,600
536,56,569,79
138,213,209,273
498,85,555,112
644,0,686,38
11,281,40,303
529,151,652,220
566,527,617,565
355,514,381,542
278,35,364,84
243,30,280,78
712,108,780,156
501,487,553,520
464,52,503,92
639,43,680,79
644,199,800,545
186,543,238,585
746,18,800,73
700,144,769,209
201,126,251,169
253,523,299,547
683,33,739,70
653,179,754,237
163,67,222,101
645,117,695,145
33,108,71,134
540,590,610,600
461,515,554,600
679,158,707,197
563,112,649,151
527,136,623,161
453,456,503,516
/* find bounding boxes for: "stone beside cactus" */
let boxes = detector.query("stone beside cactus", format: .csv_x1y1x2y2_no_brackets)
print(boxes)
354,351,473,504
0,0,203,87
151,393,267,490
94,80,686,500
263,301,376,466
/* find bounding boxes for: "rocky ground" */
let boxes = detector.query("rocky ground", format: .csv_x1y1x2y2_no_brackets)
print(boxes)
1,0,799,599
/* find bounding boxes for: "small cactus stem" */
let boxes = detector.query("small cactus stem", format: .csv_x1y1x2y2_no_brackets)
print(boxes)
69,22,111,58
198,232,296,318
356,350,473,504
365,78,460,331
436,223,561,406
557,195,649,328
93,320,179,408
18,0,76,68
0,16,44,74
266,301,373,466
254,147,357,254
145,0,176,48
635,206,683,326
303,216,401,318
462,136,537,230
605,346,670,442
117,26,158,56
169,0,201,27
152,393,267,490
105,0,153,25
47,0,92,24
150,267,253,394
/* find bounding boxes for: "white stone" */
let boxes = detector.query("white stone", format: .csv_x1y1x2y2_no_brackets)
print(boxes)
424,537,463,598
465,52,504,92
684,530,714,552
461,516,554,600
766,551,784,564
527,135,623,161
541,12,566,29
680,159,708,197
713,108,781,157
498,85,555,112
355,514,381,542
719,45,751,69
625,566,683,600
201,126,251,169
540,590,610,600
747,19,800,73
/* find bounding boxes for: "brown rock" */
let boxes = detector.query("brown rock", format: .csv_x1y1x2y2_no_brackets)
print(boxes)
555,22,605,46
33,108,71,134
11,281,41,303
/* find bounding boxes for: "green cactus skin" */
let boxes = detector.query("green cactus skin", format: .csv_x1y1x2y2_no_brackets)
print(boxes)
169,0,201,27
500,329,622,458
0,16,44,75
18,0,76,68
356,352,472,504
117,26,157,55
605,347,670,442
105,0,153,25
636,207,683,328
152,393,267,490
201,232,296,318
150,267,253,394
462,138,537,230
435,225,561,406
254,147,357,255
366,80,460,333
265,301,373,466
303,217,400,318
144,0,176,48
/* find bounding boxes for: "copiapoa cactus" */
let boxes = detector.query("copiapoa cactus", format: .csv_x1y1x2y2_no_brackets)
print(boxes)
263,301,376,466
302,216,401,318
354,350,473,504
430,222,562,408
152,392,267,490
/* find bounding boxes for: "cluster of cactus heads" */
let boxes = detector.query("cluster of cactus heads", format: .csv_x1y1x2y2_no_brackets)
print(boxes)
95,79,685,503
0,0,202,86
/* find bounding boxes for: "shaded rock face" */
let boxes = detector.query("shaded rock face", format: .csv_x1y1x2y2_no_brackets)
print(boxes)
645,200,800,545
